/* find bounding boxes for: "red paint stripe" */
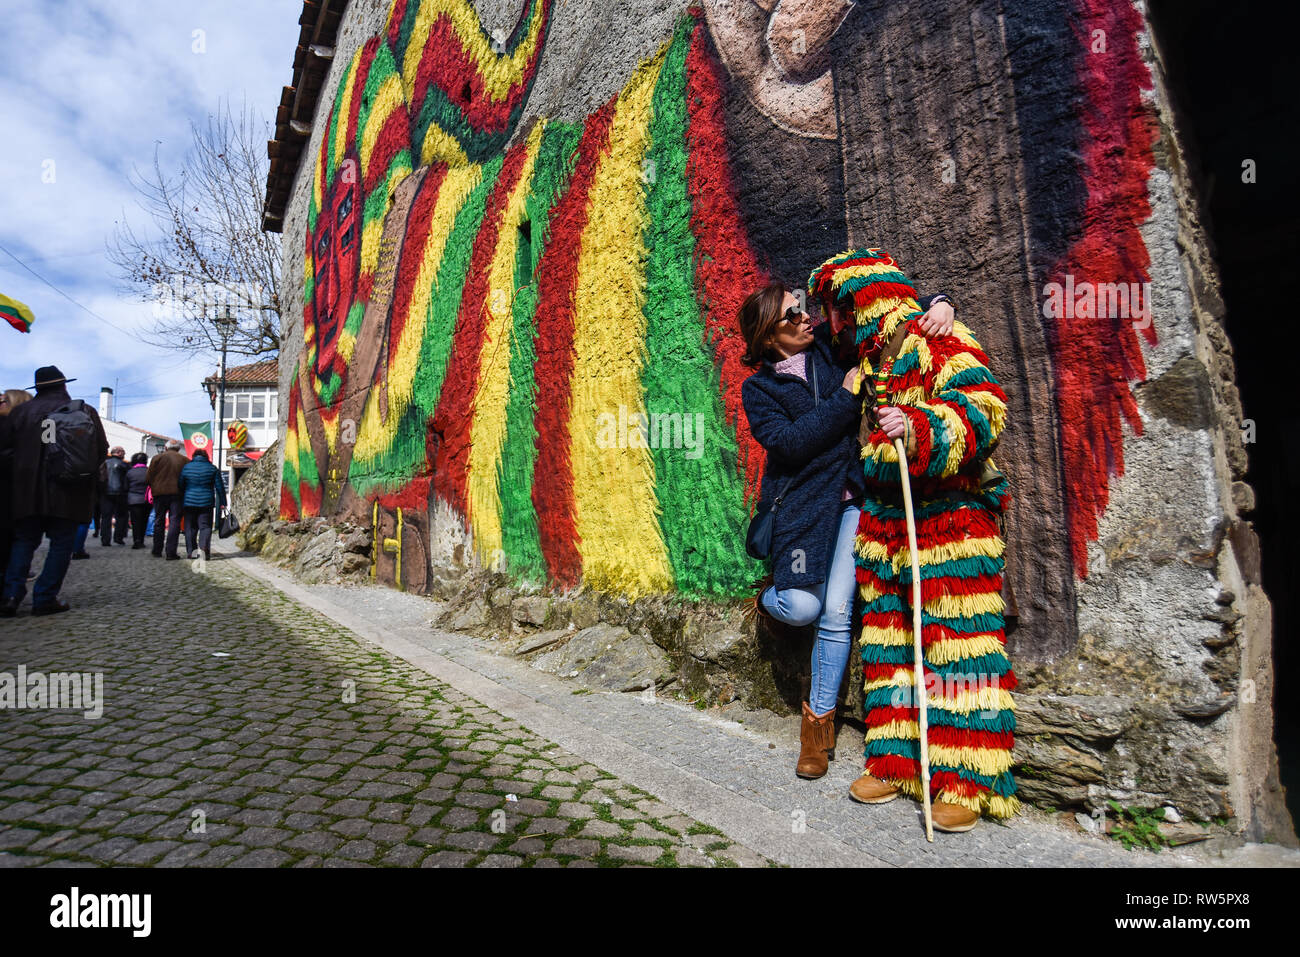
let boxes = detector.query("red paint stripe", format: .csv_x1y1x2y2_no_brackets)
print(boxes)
684,17,769,506
1052,0,1157,578
387,0,410,48
385,165,448,371
300,483,322,517
279,483,299,521
363,108,413,195
530,101,618,589
344,40,380,161
429,137,535,520
411,10,547,136
374,477,432,512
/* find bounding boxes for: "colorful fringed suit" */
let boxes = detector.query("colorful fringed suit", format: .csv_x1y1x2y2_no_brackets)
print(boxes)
809,249,1020,820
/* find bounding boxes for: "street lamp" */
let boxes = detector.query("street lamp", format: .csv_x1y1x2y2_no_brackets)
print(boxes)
215,305,236,488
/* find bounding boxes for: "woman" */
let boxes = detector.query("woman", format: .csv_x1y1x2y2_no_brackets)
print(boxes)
0,389,33,576
738,283,953,781
124,452,151,550
177,449,226,561
808,248,1017,833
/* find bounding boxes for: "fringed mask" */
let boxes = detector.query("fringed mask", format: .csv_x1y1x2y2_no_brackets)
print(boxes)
807,248,923,358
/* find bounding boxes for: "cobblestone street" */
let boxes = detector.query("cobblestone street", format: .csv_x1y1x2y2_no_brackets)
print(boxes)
0,544,769,868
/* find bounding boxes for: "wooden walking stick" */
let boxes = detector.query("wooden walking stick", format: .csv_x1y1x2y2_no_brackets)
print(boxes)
871,361,935,842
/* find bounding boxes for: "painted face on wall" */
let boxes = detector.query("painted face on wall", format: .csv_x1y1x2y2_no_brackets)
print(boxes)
309,160,361,383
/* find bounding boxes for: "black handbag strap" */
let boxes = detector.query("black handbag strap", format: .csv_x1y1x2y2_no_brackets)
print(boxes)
771,352,821,509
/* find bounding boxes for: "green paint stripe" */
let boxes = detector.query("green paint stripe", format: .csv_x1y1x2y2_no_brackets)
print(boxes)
640,17,762,598
324,56,352,185
342,300,366,339
354,44,399,160
317,371,342,408
362,153,415,240
282,456,302,506
348,156,505,496
418,154,503,417
392,0,420,62
498,121,583,582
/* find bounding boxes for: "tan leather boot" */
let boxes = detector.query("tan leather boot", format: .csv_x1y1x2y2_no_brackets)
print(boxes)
795,702,835,778
932,802,980,833
743,572,779,630
848,773,900,804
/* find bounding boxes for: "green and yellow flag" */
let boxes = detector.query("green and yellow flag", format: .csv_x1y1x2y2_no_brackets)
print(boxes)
1,293,34,333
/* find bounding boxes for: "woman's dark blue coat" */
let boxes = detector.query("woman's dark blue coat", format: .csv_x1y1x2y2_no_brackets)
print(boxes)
739,290,940,591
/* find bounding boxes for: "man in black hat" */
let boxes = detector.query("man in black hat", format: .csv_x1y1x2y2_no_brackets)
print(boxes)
0,367,107,617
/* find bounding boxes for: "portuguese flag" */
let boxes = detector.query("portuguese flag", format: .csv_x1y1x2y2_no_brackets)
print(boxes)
180,421,214,459
1,293,34,333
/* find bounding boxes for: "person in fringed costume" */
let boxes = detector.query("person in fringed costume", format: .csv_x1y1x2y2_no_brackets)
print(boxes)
808,248,1019,833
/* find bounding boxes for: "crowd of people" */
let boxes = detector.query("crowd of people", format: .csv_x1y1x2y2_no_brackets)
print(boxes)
0,365,227,617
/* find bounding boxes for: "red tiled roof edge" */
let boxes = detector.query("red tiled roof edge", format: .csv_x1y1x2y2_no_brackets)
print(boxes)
262,0,348,233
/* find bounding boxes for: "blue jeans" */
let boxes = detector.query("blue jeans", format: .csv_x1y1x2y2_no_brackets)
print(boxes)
4,516,77,607
73,523,90,553
760,503,860,714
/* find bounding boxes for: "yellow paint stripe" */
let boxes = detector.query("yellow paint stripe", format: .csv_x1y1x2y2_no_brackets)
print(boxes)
567,44,672,598
338,329,357,365
467,125,545,563
294,399,313,468
359,158,413,282
323,408,339,455
421,122,471,167
332,52,362,171
359,73,407,175
400,0,548,106
312,142,324,217
354,163,485,464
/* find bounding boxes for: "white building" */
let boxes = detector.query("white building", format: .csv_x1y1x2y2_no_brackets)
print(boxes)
97,388,178,458
202,358,278,489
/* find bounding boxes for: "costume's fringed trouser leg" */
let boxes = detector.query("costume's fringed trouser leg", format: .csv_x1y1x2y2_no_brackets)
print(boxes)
855,498,1020,819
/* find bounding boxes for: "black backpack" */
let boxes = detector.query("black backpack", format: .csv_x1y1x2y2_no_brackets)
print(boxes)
43,400,100,485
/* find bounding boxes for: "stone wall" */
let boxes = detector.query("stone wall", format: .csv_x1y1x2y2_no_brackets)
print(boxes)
263,0,1291,840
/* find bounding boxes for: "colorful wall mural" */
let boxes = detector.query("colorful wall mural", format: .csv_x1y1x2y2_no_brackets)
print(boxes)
281,0,1159,661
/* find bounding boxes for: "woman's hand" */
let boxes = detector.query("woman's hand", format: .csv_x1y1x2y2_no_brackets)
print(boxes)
918,299,955,337
877,406,908,440
842,366,863,393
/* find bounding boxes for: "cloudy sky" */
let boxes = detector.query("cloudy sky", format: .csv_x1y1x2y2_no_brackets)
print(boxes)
0,0,300,437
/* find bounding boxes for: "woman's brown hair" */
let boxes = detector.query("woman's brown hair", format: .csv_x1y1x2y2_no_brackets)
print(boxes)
737,283,788,367
0,389,32,416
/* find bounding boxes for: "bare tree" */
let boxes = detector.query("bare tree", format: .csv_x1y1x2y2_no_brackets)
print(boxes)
109,99,282,357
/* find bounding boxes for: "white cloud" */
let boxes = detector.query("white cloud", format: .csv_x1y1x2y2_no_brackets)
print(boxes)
0,0,299,439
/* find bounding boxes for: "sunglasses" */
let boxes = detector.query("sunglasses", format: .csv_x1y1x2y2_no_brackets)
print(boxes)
779,305,809,327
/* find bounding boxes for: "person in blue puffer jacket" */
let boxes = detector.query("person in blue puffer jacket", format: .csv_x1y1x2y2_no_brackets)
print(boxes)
177,449,226,561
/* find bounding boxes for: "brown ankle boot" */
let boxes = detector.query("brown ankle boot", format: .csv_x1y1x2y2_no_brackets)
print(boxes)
796,702,835,779
932,801,980,833
743,572,778,629
848,774,900,804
